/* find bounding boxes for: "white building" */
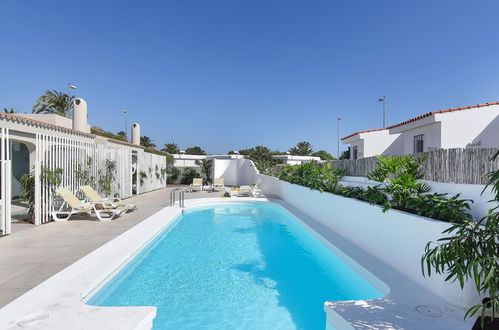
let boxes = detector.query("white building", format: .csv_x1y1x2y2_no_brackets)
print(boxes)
0,98,167,234
342,101,499,159
272,155,321,165
341,128,403,160
389,102,499,154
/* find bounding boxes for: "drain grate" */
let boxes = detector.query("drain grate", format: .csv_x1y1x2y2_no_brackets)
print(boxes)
416,305,443,317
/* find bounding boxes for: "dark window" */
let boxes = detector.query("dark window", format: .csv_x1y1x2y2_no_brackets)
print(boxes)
414,134,424,153
352,146,358,160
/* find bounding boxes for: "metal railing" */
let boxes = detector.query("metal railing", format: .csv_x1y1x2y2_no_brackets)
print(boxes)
169,188,185,208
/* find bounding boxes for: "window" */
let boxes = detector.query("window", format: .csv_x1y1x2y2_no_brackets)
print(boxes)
352,146,358,160
414,134,424,153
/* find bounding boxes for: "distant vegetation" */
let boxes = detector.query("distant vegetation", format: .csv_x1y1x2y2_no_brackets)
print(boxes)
91,127,126,141
162,143,180,154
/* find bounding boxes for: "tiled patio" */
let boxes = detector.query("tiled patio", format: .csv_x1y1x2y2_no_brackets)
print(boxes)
0,186,226,307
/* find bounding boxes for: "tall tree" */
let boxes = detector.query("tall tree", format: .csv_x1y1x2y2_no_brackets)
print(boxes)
289,141,313,156
249,145,272,162
162,143,180,154
33,90,73,117
185,146,206,155
312,150,335,160
140,136,156,149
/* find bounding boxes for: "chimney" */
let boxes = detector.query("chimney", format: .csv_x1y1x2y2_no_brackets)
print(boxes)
73,98,89,132
132,123,140,145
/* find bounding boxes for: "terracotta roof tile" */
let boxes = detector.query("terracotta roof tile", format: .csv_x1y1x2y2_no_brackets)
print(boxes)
387,101,499,130
341,127,387,140
0,112,93,136
0,112,143,148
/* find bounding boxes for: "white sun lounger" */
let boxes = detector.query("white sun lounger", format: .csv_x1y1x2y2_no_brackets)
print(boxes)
52,188,126,222
238,179,263,197
80,185,136,212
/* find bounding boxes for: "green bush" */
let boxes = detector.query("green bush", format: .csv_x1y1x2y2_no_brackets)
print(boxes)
407,193,472,223
367,155,430,211
182,168,199,184
278,162,343,192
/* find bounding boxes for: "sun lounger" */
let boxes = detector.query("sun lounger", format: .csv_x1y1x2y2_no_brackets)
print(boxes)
212,178,225,192
80,185,136,212
238,179,263,197
190,178,203,192
52,188,126,222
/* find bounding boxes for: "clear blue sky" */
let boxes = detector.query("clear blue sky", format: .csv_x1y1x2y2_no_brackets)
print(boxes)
1,0,499,156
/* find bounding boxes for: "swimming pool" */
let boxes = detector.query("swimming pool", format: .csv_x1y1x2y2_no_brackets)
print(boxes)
88,202,385,329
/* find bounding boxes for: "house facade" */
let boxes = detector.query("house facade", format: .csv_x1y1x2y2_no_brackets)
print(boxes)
341,128,403,160
0,98,167,235
342,101,499,159
388,102,499,154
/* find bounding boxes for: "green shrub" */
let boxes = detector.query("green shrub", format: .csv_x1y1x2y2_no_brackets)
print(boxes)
278,162,343,192
182,168,199,184
367,155,430,211
167,167,180,184
407,193,472,223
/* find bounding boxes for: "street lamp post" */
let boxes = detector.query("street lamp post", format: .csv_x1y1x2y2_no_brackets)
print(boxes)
337,117,342,158
67,83,77,117
121,110,128,141
378,96,386,128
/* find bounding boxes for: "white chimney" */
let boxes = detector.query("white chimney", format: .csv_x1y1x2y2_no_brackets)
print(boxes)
73,98,88,132
132,123,140,145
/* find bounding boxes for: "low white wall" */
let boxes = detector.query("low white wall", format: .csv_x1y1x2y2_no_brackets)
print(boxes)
213,159,258,187
341,176,494,220
236,161,479,310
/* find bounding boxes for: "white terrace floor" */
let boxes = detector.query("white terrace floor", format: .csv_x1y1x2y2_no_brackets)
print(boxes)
0,186,224,308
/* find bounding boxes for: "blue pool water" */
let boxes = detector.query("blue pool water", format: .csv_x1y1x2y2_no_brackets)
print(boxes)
88,202,383,329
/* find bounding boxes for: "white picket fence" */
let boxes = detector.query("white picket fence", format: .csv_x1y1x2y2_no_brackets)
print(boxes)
136,151,168,194
0,128,12,234
34,134,166,225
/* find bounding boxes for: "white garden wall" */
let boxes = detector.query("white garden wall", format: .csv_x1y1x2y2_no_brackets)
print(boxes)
341,176,494,220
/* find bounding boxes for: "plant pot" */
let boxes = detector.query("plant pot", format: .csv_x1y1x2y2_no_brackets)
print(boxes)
472,316,499,330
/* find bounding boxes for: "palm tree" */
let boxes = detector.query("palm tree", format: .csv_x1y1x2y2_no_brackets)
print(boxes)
185,146,206,155
140,136,156,149
33,90,73,117
3,107,18,113
162,143,180,154
289,141,313,156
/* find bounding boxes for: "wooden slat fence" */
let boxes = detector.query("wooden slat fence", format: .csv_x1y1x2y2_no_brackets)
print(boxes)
331,148,499,184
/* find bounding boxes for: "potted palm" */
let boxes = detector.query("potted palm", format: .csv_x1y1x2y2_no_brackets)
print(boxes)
422,151,499,329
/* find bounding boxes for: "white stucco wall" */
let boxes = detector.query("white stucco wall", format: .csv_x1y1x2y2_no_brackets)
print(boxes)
343,130,403,159
212,159,259,186
398,122,442,154
173,154,206,168
438,105,499,148
362,130,403,158
272,155,321,164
